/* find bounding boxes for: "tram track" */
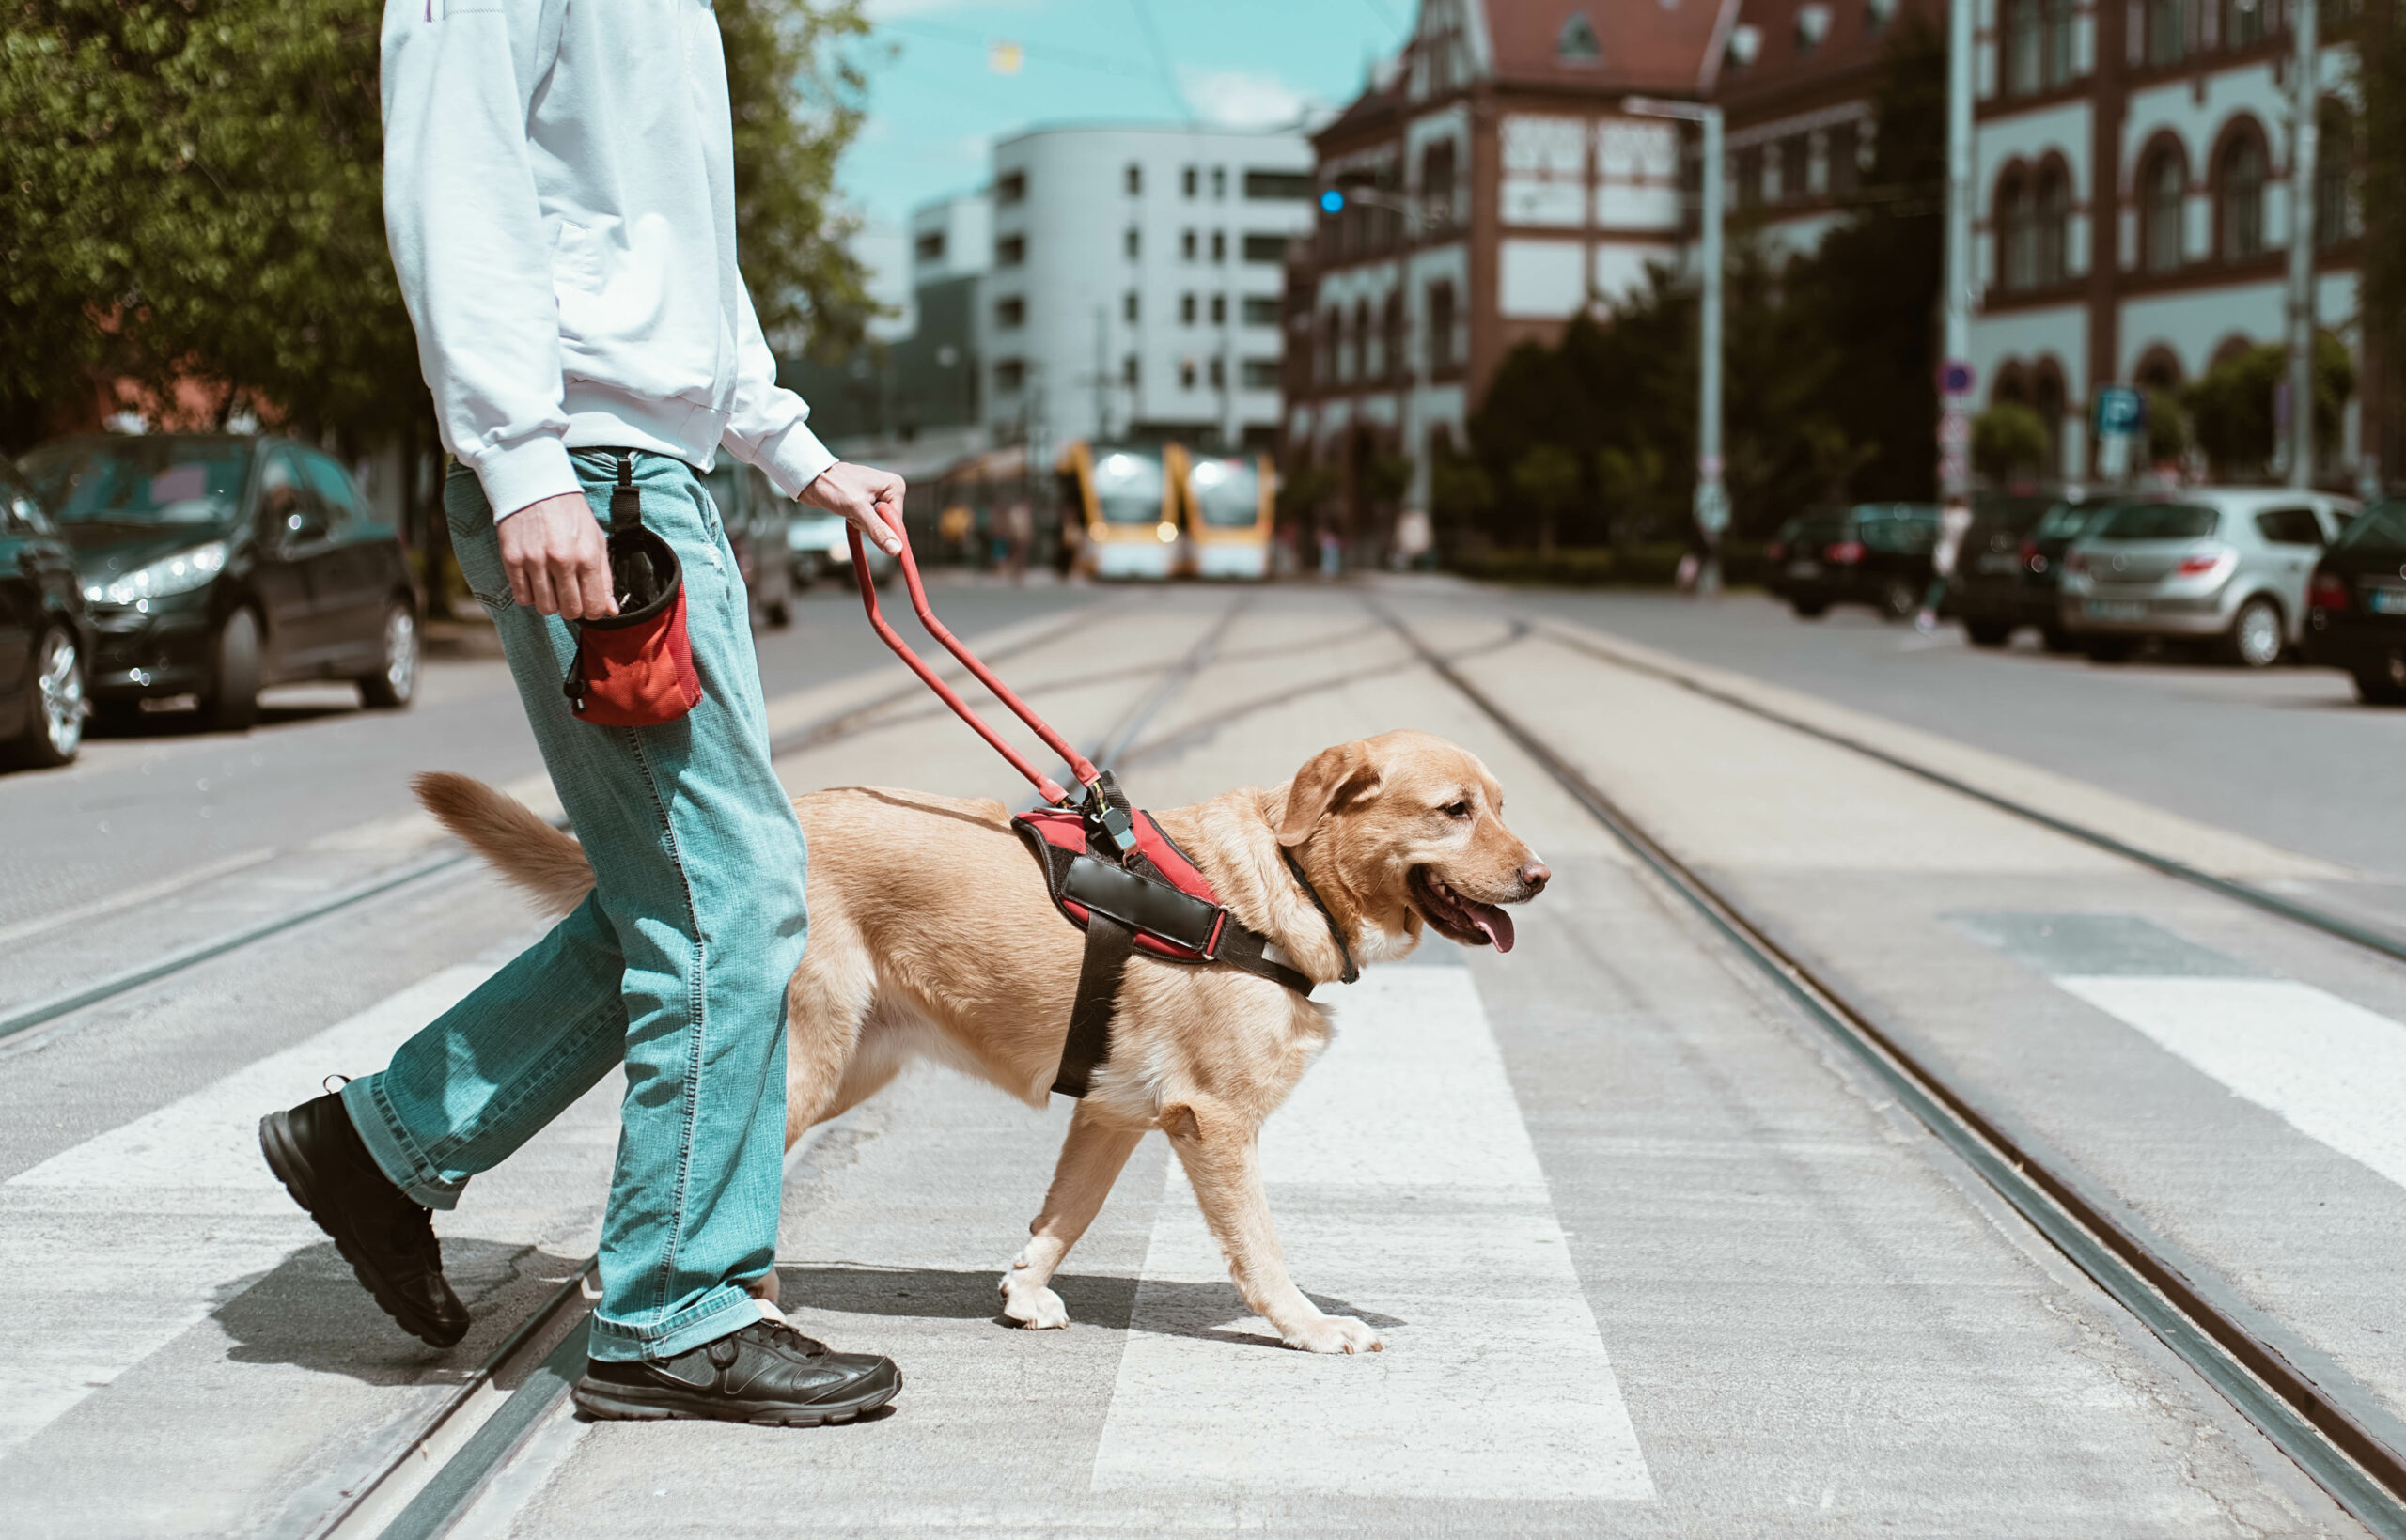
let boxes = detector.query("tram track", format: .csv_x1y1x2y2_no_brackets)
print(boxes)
1378,605,2406,1540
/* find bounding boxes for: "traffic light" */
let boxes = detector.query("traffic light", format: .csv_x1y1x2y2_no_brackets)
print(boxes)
1320,188,1345,214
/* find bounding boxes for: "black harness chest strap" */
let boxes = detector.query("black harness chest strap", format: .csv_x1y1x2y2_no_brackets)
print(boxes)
1054,913,1133,1098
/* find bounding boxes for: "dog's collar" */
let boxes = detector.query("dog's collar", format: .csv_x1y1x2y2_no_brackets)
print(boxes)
1279,846,1359,986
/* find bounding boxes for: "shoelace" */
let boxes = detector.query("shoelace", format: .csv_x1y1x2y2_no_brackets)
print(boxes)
747,1317,829,1359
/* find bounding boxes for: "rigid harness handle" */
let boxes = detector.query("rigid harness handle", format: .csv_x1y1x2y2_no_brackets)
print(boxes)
847,503,1098,807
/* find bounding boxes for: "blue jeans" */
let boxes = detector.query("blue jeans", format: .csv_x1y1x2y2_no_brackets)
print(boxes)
343,451,807,1362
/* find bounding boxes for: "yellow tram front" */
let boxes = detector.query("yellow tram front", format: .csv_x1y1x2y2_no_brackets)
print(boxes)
1179,451,1275,581
1058,441,1189,580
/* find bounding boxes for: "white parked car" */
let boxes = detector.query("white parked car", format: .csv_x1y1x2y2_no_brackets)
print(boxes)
788,509,896,589
2059,487,2359,666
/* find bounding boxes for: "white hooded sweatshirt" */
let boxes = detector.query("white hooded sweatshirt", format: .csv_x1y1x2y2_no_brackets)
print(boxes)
380,0,837,521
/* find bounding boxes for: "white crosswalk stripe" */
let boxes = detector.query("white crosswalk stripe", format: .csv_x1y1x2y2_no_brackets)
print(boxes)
0,966,490,1458
1090,967,1655,1501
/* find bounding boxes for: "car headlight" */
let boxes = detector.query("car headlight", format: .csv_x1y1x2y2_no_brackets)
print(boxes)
85,540,227,606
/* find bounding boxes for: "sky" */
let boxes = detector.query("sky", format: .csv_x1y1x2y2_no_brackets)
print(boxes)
837,0,1416,232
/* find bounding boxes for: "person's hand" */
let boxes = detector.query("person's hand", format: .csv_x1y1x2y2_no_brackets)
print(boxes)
498,492,617,620
801,462,907,556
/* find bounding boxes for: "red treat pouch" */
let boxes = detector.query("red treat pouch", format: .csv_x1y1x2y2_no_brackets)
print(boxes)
561,456,703,727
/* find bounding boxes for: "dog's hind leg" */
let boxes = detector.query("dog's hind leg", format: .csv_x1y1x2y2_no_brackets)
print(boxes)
1000,1103,1144,1330
1162,1097,1382,1355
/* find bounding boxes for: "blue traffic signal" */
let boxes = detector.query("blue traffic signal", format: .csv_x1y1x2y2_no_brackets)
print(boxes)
1320,189,1345,214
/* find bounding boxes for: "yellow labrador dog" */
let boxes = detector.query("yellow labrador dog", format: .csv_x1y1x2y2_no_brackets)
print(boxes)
418,728,1547,1355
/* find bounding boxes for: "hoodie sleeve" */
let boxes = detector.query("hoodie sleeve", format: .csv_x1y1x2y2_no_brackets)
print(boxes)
718,283,839,502
380,0,578,521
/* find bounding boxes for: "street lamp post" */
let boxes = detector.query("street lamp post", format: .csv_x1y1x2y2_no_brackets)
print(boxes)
1626,97,1726,593
2286,0,2320,488
1940,0,1976,498
1322,180,1434,565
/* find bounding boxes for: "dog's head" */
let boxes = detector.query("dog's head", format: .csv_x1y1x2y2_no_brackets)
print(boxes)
1275,729,1548,957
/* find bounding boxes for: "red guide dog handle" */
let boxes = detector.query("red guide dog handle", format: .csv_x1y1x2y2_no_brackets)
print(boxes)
847,501,1097,807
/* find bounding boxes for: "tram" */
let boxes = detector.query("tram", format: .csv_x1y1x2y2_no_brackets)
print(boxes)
1057,441,1189,580
1179,451,1276,580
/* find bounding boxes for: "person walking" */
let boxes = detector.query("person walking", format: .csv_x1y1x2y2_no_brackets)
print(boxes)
1918,494,1976,634
257,0,908,1428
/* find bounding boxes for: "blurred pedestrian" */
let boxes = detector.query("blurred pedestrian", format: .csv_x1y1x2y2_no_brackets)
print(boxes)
1918,494,1975,633
258,0,905,1430
1319,524,1343,581
1000,497,1033,584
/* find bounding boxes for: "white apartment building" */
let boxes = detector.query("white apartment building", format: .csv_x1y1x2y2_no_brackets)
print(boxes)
980,123,1317,451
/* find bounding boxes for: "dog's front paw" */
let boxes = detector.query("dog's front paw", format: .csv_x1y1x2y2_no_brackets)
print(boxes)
999,1270,1070,1330
1282,1314,1383,1354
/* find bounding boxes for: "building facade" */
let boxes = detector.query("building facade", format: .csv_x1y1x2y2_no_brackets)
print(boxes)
980,124,1317,453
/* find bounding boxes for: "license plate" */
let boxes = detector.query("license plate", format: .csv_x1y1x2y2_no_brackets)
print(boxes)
2370,587,2406,615
2086,600,2147,622
1977,552,2019,573
1788,561,1821,580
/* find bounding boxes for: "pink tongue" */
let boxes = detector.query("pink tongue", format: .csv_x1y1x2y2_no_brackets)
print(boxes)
1469,903,1515,953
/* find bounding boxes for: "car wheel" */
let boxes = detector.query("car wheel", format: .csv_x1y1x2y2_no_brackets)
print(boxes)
1880,578,1920,622
202,608,262,732
357,600,419,708
1965,620,2013,648
2222,597,2284,669
2,626,86,769
1791,601,1828,619
2084,637,2134,663
2040,625,2081,654
2352,657,2406,705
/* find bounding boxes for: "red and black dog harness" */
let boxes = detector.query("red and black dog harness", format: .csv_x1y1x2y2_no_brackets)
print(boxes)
1013,771,1357,1098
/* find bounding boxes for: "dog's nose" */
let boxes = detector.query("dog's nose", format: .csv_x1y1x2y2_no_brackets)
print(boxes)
1518,859,1551,894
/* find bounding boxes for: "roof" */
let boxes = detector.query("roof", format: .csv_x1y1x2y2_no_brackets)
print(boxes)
1482,0,1730,95
1714,0,1945,113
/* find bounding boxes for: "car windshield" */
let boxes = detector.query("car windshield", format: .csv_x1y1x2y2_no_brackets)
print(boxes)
1090,448,1166,525
2334,501,2406,553
2032,501,2101,540
19,438,252,529
1782,512,1848,545
1854,504,1938,553
1187,457,1262,529
2094,502,2216,540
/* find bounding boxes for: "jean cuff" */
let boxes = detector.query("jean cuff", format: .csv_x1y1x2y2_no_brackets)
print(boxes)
586,1283,772,1363
340,1072,469,1212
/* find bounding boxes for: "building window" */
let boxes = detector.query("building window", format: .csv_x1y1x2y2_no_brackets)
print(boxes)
2008,0,2040,93
1422,139,1459,218
2224,0,2265,47
1180,358,1197,390
2147,0,2184,67
1182,164,1198,198
1382,292,1406,381
2142,148,2185,272
1779,135,1809,202
2218,134,2265,259
914,230,945,263
1211,166,1227,199
1351,299,1370,381
996,171,1026,205
1428,281,1458,373
995,233,1026,266
995,359,1025,391
1828,120,1861,196
1123,290,1139,322
994,295,1026,328
1242,295,1279,326
1124,226,1140,259
1736,146,1764,210
1211,230,1226,262
1999,172,2035,290
1126,163,1143,196
1180,292,1197,324
1244,169,1312,199
1320,306,1341,386
2035,164,2069,284
1242,233,1290,263
1181,228,1198,261
2046,0,2074,85
1242,358,1280,390
1208,356,1226,388
1209,293,1226,324
1797,3,1833,52
1557,9,1601,63
2316,104,2355,249
1123,354,1139,387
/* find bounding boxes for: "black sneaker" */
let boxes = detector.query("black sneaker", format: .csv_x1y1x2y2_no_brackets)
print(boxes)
572,1317,901,1426
258,1091,470,1349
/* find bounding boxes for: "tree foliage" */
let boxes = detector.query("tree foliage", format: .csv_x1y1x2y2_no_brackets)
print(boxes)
2180,336,2354,478
2359,0,2405,476
1974,402,2051,479
0,0,870,452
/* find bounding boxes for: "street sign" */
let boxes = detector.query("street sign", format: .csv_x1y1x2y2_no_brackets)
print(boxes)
1937,408,1973,448
1940,359,1976,397
2095,386,2143,437
1694,481,1730,537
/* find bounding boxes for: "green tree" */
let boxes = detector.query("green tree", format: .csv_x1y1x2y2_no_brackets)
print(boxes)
2181,337,2354,478
2359,0,2405,478
1510,443,1581,553
1973,402,2051,480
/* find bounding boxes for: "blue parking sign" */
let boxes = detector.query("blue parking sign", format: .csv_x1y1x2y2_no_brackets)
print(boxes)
2096,386,2143,437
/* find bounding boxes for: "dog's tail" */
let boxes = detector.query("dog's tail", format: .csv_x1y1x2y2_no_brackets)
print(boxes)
413,772,593,918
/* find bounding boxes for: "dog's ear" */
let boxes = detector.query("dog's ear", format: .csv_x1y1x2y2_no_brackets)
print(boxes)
1277,740,1382,848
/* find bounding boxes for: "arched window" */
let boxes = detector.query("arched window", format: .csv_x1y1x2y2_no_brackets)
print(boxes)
1382,292,1407,382
2316,103,2355,250
1428,281,1458,373
2218,133,2264,259
2142,148,2186,273
2035,164,2070,285
2222,0,2264,47
2045,0,2075,85
1999,171,2036,290
1351,299,1370,382
2148,0,2184,66
1321,306,1342,386
2008,0,2042,95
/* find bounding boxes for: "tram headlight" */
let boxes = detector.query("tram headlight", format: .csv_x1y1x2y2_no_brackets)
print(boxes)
1155,521,1178,543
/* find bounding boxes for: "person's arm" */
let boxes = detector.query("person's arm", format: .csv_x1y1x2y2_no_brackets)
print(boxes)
719,286,903,554
380,0,612,616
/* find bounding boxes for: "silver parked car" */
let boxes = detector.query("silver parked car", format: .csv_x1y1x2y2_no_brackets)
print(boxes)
2058,488,2359,667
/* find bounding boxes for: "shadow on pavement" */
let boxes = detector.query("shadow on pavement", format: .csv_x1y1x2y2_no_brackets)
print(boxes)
773,1263,1405,1345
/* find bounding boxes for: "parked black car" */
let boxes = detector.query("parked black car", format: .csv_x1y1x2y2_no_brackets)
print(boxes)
2304,499,2406,704
700,459,794,630
1946,490,2076,647
2007,498,2119,652
1766,503,1941,621
0,457,91,767
19,434,420,731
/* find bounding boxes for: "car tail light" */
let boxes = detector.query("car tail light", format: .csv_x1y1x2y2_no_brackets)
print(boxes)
2309,571,2351,613
1825,540,1865,566
1766,540,1785,562
2064,552,2087,575
2174,552,2226,577
2020,537,2045,573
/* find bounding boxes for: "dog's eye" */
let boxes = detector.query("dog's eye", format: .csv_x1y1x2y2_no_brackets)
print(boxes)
1443,801,1472,819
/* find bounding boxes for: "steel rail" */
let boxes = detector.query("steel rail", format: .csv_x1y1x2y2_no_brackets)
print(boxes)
0,605,1112,1050
1539,620,2406,970
1382,607,2406,1540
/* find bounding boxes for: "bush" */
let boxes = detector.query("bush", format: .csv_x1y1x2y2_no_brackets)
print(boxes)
1973,401,2052,480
